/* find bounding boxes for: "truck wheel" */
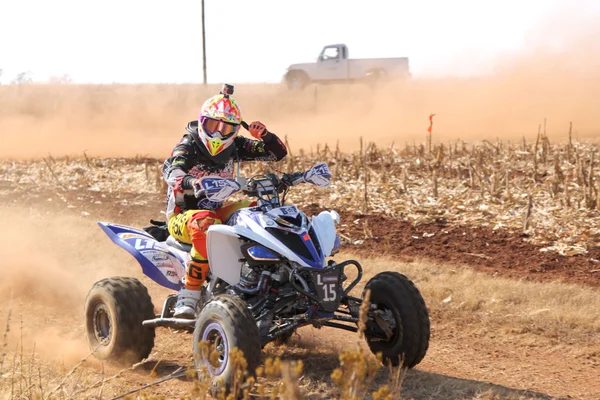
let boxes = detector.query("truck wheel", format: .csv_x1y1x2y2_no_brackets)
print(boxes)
285,71,309,90
365,69,387,88
362,271,430,368
193,294,261,397
84,277,156,364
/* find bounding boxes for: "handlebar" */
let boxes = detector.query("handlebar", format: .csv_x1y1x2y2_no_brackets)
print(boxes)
192,171,303,199
192,162,331,205
243,171,304,196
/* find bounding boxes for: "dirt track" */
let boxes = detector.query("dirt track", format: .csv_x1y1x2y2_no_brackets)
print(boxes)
331,210,600,289
1,189,599,399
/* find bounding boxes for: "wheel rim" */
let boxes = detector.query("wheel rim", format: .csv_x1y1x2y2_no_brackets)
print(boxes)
370,302,400,345
201,322,229,376
93,303,112,346
288,75,305,89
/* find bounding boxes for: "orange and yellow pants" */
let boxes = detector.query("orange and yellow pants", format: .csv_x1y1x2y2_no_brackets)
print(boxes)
167,200,254,290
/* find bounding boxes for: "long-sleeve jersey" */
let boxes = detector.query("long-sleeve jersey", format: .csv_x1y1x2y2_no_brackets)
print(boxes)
162,121,288,218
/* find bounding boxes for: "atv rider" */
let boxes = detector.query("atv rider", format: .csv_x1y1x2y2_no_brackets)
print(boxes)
162,85,288,319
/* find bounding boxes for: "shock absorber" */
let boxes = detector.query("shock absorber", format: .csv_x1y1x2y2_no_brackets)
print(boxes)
257,284,279,338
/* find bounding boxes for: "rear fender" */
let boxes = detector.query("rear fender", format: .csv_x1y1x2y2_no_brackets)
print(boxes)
97,222,186,291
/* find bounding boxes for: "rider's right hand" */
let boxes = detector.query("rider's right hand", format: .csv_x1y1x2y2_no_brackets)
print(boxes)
189,178,204,197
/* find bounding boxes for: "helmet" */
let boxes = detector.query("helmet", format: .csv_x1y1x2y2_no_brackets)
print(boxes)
196,94,242,157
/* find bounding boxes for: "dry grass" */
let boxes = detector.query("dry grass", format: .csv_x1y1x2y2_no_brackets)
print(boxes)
352,254,600,353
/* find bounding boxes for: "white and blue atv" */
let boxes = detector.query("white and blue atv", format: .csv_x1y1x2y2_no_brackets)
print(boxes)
83,162,430,394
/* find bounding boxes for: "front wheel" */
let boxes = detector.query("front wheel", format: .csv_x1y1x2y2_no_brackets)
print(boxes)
285,71,309,90
362,271,430,368
193,294,261,397
83,277,156,364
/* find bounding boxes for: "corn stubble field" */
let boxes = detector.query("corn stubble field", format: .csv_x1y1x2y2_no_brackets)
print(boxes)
1,83,600,399
4,123,600,256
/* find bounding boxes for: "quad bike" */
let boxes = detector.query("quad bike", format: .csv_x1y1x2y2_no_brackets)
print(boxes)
83,161,430,395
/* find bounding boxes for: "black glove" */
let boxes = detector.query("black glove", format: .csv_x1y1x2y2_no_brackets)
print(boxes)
181,175,198,190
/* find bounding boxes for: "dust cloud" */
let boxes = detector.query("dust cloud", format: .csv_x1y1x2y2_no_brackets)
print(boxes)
0,207,142,364
0,5,598,159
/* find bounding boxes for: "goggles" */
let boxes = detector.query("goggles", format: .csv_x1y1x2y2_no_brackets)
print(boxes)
201,116,240,140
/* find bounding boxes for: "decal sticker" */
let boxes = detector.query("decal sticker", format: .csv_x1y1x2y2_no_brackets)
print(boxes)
304,163,332,187
199,177,242,202
118,232,150,240
140,250,183,284
268,206,299,218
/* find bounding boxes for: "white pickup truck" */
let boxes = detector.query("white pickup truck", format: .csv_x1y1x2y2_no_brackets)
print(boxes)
282,44,410,89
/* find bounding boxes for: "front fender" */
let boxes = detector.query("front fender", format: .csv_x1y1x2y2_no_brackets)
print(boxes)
311,210,340,257
206,221,317,286
206,225,244,286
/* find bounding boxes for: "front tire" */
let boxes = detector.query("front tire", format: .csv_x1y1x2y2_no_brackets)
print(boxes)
83,277,156,364
362,271,430,368
285,71,309,90
193,294,261,397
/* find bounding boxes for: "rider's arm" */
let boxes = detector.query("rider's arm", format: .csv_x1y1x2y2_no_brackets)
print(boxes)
235,131,288,162
162,135,197,189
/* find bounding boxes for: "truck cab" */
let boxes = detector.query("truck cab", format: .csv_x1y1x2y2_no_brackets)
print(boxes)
316,44,350,80
284,44,410,90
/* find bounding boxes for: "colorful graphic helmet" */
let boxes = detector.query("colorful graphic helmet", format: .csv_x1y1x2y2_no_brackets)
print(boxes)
198,94,242,156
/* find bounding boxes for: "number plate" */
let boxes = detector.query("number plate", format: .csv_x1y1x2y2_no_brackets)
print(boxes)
312,269,341,312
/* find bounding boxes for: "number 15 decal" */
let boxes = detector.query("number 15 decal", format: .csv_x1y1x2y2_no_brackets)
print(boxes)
317,273,337,301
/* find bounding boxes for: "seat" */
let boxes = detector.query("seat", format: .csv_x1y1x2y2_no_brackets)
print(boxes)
166,235,193,253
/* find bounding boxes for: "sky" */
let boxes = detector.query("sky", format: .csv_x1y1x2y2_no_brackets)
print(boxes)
0,0,598,84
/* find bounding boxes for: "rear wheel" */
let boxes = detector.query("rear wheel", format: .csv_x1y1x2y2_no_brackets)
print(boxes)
193,294,261,397
362,271,430,368
365,69,387,88
84,277,156,364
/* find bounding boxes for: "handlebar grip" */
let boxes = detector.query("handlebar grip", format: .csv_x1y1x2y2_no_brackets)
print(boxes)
192,182,205,198
241,120,269,138
282,172,304,187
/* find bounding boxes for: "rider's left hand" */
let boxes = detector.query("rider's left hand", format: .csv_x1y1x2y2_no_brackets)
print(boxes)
249,121,267,139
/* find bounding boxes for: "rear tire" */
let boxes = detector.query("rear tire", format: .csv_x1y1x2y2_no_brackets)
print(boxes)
362,271,430,368
84,277,156,364
365,69,387,88
193,294,261,397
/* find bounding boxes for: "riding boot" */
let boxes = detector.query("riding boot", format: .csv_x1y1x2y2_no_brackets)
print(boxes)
173,288,202,319
173,259,209,319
